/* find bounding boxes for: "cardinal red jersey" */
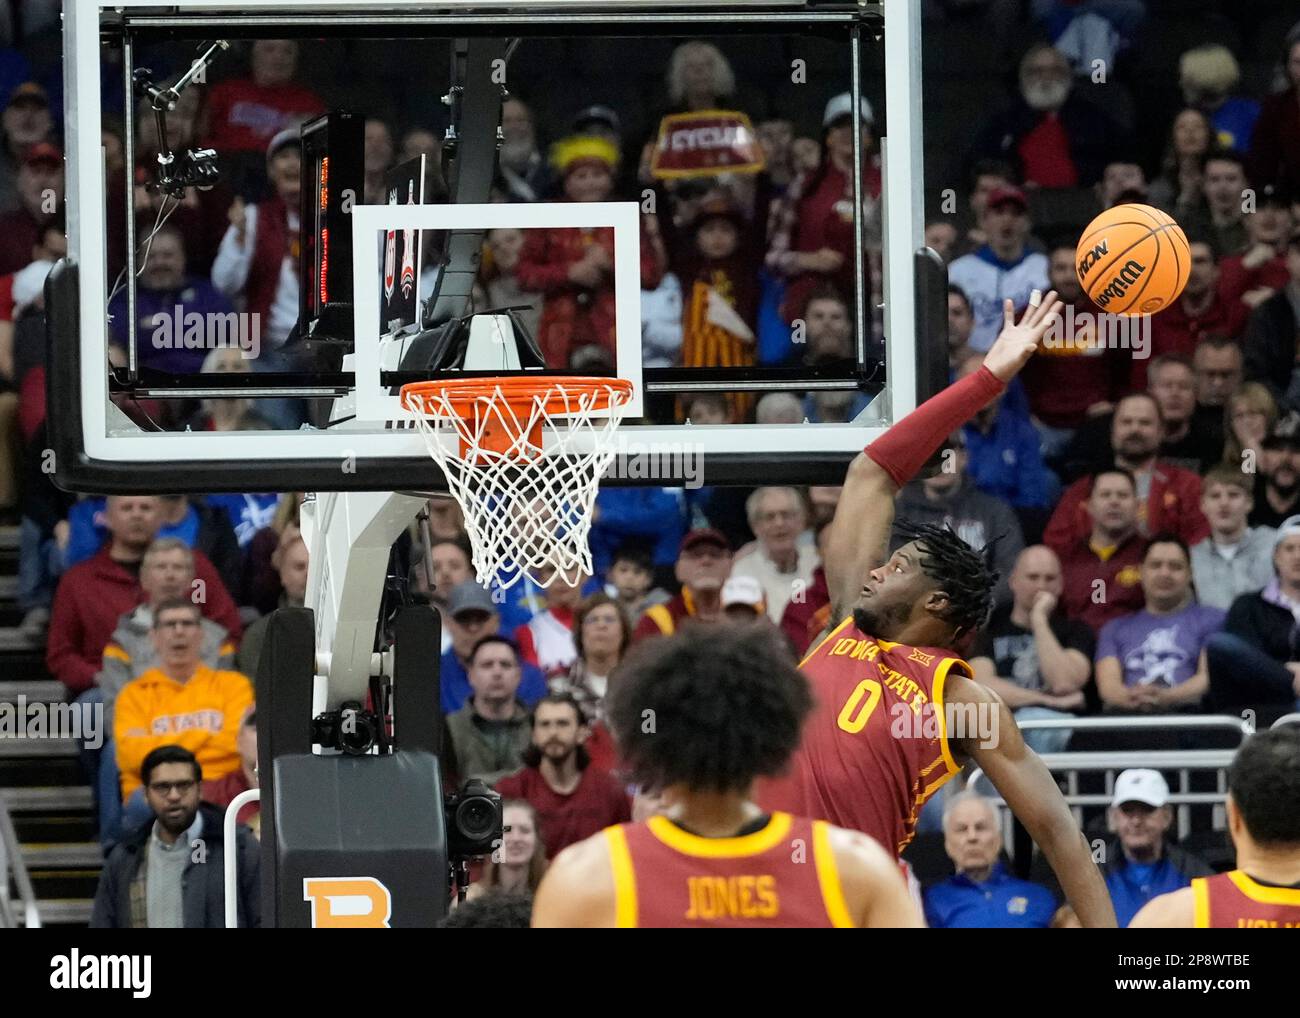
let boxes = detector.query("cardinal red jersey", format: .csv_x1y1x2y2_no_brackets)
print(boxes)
756,617,968,855
605,812,855,928
1192,871,1300,928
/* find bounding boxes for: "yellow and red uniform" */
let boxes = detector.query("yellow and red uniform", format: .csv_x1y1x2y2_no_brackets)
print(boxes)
604,811,855,928
756,617,968,855
1192,871,1300,928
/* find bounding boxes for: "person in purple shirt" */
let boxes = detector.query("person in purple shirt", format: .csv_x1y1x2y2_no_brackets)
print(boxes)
107,221,238,376
1095,535,1224,712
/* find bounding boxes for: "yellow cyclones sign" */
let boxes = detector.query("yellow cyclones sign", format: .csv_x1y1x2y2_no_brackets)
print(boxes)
649,110,766,180
303,877,393,928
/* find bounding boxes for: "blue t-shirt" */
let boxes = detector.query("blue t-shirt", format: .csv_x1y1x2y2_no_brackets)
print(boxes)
1212,97,1260,155
65,499,205,568
1106,858,1192,928
206,494,280,548
947,247,1050,351
923,863,1056,928
588,488,686,576
438,649,548,716
1096,603,1225,687
963,402,1052,510
483,574,602,636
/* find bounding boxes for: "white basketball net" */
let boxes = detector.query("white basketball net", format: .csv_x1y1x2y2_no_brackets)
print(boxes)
402,380,633,591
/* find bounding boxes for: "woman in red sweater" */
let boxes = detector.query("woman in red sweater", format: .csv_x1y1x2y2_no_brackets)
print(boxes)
514,136,665,369
765,92,881,325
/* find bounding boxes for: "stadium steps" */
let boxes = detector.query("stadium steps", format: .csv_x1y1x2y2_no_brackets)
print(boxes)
0,679,66,703
26,899,94,925
0,525,99,927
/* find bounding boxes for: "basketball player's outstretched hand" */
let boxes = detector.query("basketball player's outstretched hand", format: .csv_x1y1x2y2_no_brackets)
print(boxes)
982,291,1062,382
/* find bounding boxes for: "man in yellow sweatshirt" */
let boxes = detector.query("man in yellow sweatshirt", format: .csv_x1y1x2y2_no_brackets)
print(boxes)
114,598,253,803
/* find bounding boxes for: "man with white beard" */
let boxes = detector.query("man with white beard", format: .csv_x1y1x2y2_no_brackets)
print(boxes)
969,43,1123,190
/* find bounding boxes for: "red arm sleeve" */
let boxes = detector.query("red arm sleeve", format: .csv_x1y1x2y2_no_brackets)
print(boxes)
0,273,15,322
864,366,1005,489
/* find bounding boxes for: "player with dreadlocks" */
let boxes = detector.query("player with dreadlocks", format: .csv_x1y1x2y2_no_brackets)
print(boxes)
757,291,1118,927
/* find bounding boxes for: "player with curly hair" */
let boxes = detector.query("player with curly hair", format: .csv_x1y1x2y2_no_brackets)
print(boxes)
530,624,925,928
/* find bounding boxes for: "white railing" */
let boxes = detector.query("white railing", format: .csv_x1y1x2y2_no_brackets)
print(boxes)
0,797,41,928
966,714,1252,847
223,789,261,930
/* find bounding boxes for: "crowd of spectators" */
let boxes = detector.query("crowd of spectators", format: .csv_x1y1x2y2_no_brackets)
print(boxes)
1,6,1299,926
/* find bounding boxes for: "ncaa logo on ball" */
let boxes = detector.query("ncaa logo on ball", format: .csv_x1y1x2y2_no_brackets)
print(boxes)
1077,239,1108,280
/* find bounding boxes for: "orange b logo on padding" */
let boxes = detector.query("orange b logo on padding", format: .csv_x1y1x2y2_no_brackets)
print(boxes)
303,877,393,928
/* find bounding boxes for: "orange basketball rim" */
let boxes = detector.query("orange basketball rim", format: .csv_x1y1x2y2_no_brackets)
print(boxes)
400,376,635,460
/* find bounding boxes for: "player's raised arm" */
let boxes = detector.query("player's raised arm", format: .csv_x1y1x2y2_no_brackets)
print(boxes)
825,294,1063,622
944,672,1117,928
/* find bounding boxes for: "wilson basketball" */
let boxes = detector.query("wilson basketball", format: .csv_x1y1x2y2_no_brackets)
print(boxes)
1075,203,1191,315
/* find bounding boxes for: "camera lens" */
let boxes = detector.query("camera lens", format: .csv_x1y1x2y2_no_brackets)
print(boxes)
455,795,498,841
338,706,375,755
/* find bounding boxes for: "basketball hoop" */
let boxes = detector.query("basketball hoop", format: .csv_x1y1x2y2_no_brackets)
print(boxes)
400,376,634,590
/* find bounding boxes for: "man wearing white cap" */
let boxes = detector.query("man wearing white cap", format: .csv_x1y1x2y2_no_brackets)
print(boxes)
212,127,308,428
213,128,302,351
720,574,767,623
763,91,879,326
1206,514,1300,721
1102,768,1213,927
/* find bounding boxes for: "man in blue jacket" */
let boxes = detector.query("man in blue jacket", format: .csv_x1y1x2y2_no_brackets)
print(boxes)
588,487,686,581
956,354,1054,510
1102,768,1214,927
439,580,547,715
924,791,1057,928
